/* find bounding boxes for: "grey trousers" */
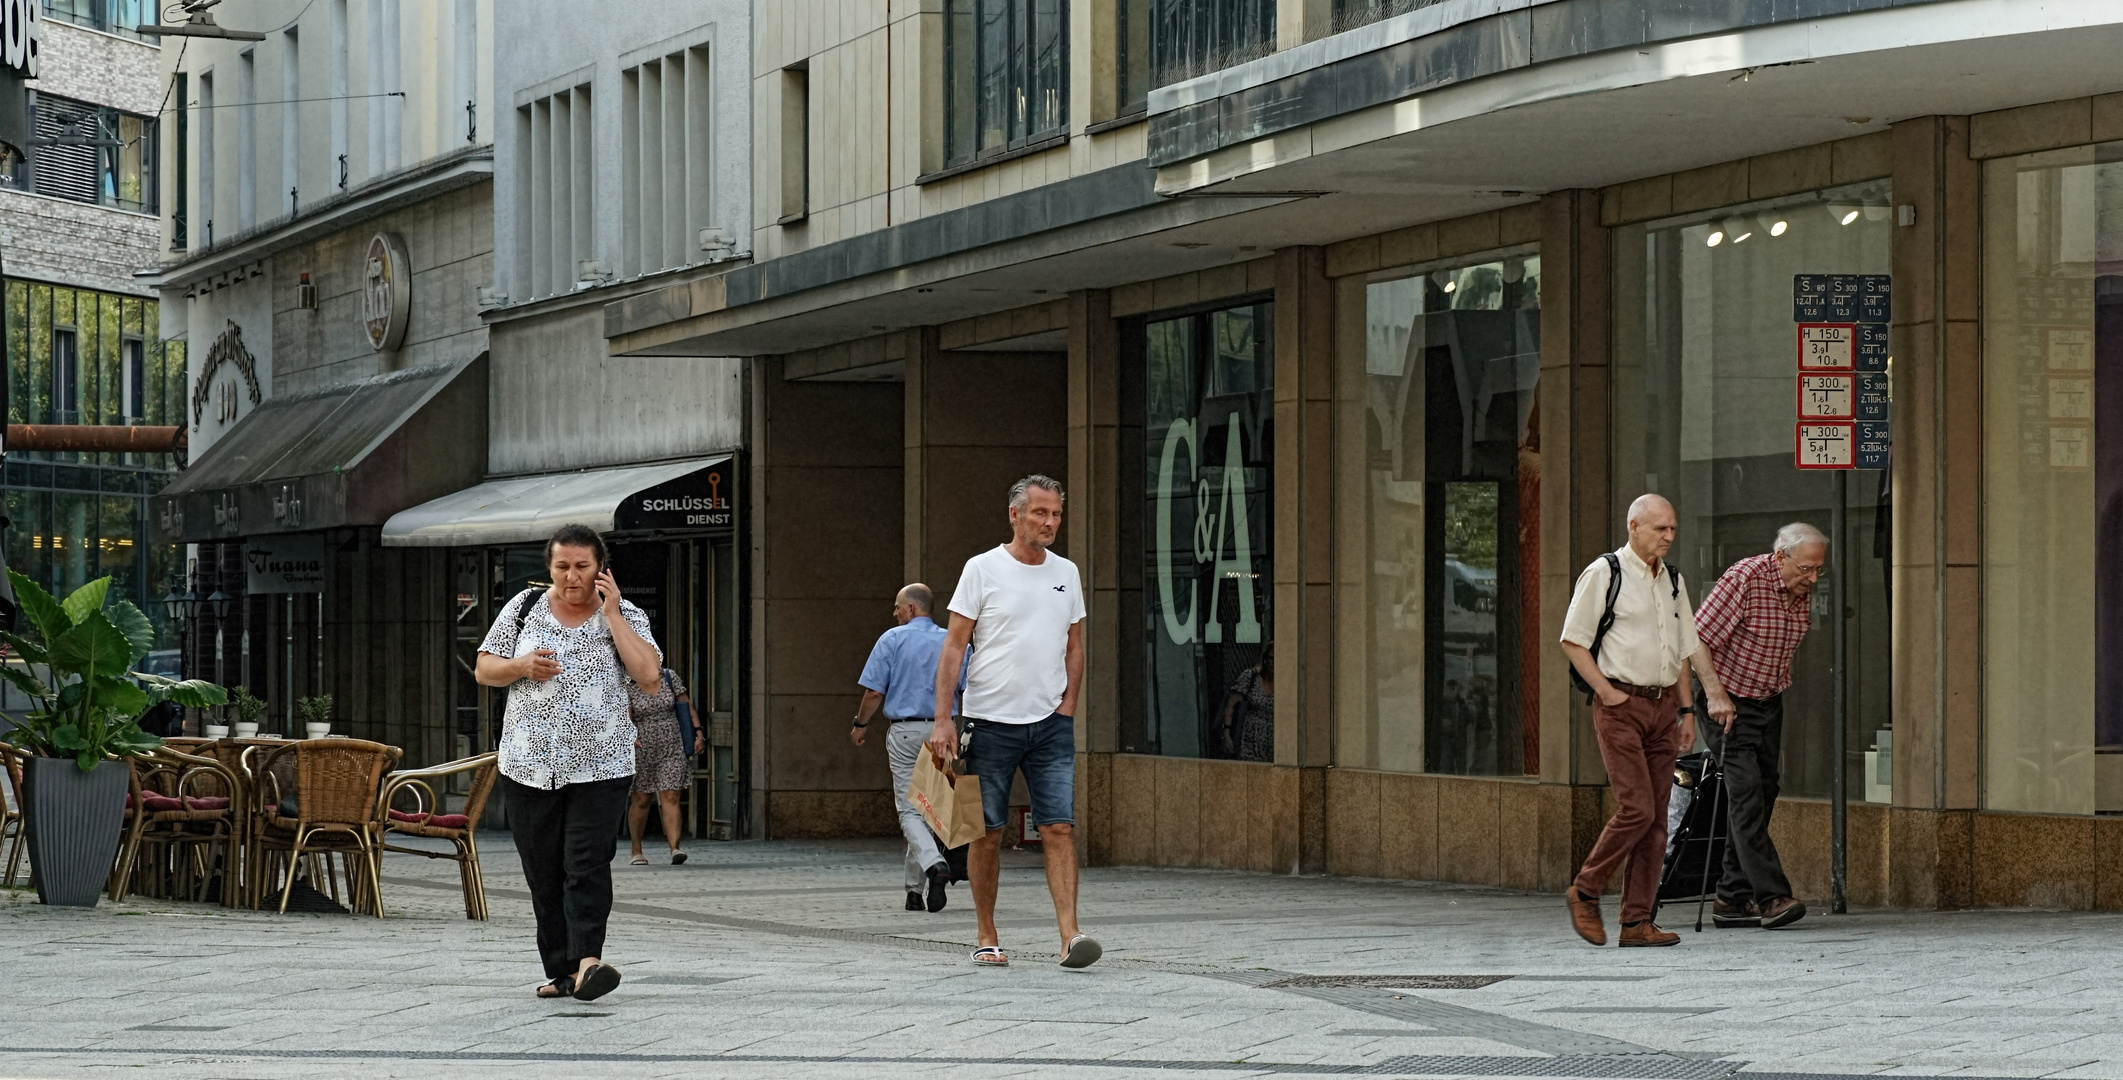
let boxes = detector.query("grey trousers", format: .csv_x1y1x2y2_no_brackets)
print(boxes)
887,721,947,892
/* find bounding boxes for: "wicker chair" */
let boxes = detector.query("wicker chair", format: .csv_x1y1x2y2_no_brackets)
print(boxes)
108,746,244,903
251,739,399,916
0,742,25,889
377,752,500,920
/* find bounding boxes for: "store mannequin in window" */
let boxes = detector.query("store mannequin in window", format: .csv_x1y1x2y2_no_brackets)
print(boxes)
1218,642,1274,762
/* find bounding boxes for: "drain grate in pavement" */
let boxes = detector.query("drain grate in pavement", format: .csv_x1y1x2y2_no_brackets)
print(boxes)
1261,975,1515,990
126,1025,229,1032
9,1045,1755,1077
1540,1007,1724,1015
546,1012,613,1018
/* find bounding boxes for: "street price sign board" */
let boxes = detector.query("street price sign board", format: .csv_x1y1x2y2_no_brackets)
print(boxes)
1859,274,1892,322
1799,374,1855,419
1856,323,1889,371
1855,371,1889,421
1856,421,1890,470
1798,324,1856,371
1796,422,1855,469
1795,274,1831,321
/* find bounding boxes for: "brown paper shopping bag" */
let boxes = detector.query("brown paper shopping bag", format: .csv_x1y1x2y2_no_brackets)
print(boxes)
909,749,985,849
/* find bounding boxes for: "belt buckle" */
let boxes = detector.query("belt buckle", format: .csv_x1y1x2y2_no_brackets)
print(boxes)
1646,684,1663,700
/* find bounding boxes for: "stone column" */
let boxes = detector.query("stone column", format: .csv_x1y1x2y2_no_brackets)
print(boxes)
1274,245,1334,873
1538,190,1615,888
1069,288,1121,865
1887,115,1980,909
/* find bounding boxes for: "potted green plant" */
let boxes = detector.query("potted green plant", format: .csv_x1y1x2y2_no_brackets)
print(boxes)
0,570,228,906
297,694,334,740
229,685,266,738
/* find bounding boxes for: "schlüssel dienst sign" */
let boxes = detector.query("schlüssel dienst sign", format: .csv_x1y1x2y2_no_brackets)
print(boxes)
614,459,736,532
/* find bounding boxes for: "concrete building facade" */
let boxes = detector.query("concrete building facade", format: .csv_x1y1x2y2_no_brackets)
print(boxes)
378,0,753,837
0,9,185,652
605,0,2123,908
143,0,494,756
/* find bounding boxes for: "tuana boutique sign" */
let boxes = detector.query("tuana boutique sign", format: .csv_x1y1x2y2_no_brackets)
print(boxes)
245,535,325,594
614,459,737,532
362,232,411,351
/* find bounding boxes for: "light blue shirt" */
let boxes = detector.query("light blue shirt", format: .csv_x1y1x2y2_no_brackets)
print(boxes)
858,616,962,721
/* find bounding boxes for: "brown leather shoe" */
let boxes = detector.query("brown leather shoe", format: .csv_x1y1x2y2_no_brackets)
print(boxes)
1565,886,1606,946
1618,920,1680,947
1759,896,1807,929
1711,898,1760,928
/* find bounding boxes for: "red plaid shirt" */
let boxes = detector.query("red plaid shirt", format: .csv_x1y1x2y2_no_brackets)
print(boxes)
1694,553,1812,699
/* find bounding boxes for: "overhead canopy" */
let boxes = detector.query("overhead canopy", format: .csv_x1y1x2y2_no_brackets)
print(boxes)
381,455,735,548
152,355,487,543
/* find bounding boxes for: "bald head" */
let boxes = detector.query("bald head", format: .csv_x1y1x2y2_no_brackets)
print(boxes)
895,581,929,615
1624,493,1677,567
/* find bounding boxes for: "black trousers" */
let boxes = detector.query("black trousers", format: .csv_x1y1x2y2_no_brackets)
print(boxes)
501,773,632,980
1700,690,1794,904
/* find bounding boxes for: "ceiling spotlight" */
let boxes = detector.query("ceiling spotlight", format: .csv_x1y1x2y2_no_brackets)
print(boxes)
1724,218,1753,244
1442,279,1458,293
1706,230,1725,247
1829,203,1860,226
1770,219,1788,236
1863,204,1889,222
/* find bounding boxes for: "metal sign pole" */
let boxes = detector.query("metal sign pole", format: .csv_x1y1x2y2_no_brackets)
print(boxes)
1831,468,1849,914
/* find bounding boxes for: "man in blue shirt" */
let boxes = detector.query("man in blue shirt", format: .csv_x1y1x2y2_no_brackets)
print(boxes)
852,583,962,912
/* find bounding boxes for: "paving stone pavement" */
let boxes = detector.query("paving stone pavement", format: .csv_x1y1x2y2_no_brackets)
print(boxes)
4,834,2121,1080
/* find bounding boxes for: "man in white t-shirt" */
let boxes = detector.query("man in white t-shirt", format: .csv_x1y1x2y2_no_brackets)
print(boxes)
926,474,1095,970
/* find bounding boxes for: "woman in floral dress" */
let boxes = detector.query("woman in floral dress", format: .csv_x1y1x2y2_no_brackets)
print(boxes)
627,667,703,864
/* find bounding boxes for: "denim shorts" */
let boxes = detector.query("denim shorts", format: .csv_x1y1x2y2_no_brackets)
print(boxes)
962,712,1075,832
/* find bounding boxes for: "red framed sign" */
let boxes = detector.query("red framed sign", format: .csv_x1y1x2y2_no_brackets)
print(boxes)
1795,422,1855,469
1797,323,1857,372
1797,374,1855,420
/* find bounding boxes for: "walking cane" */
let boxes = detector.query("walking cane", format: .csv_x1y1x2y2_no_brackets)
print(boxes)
1692,729,1732,933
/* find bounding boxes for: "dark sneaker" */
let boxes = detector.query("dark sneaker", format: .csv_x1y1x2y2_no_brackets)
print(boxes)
1760,896,1807,929
1711,898,1761,928
925,864,950,913
905,891,924,911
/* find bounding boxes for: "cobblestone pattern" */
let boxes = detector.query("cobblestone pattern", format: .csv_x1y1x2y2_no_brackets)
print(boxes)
4,836,2122,1080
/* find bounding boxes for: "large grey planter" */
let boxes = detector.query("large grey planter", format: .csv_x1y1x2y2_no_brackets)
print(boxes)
22,756,128,907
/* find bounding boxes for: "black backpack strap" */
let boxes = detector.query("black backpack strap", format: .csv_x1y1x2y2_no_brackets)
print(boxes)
1588,552,1623,664
507,588,540,646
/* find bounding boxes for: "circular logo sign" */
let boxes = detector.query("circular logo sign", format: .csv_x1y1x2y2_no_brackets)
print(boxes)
362,232,411,351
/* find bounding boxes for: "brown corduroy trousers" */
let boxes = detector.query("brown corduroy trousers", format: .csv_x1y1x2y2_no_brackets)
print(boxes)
1572,690,1683,924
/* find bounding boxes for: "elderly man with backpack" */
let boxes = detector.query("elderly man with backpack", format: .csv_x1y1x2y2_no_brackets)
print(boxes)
1558,494,1736,947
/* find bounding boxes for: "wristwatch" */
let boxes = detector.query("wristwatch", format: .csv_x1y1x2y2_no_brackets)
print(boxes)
851,718,868,728
1676,706,1695,717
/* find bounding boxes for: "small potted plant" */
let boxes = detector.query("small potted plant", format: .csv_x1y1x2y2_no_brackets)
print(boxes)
0,570,227,906
229,685,266,738
298,694,334,740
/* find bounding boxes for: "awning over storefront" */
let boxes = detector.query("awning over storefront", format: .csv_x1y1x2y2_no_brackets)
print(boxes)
152,355,488,543
379,455,735,548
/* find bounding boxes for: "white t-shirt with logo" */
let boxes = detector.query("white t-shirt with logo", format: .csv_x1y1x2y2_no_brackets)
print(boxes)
949,544,1086,724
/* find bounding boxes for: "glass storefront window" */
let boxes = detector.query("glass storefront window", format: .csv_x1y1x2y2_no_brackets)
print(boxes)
1129,302,1274,759
1349,254,1541,775
1981,144,2123,815
1612,181,1893,802
1,280,186,647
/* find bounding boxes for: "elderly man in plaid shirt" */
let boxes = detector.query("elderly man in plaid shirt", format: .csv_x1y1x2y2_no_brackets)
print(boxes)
1693,522,1829,931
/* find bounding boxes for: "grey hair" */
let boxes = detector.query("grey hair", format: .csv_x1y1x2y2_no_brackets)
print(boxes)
1008,474,1065,511
1773,522,1829,555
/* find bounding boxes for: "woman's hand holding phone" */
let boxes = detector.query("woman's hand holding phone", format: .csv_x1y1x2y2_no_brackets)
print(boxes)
595,567,623,616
